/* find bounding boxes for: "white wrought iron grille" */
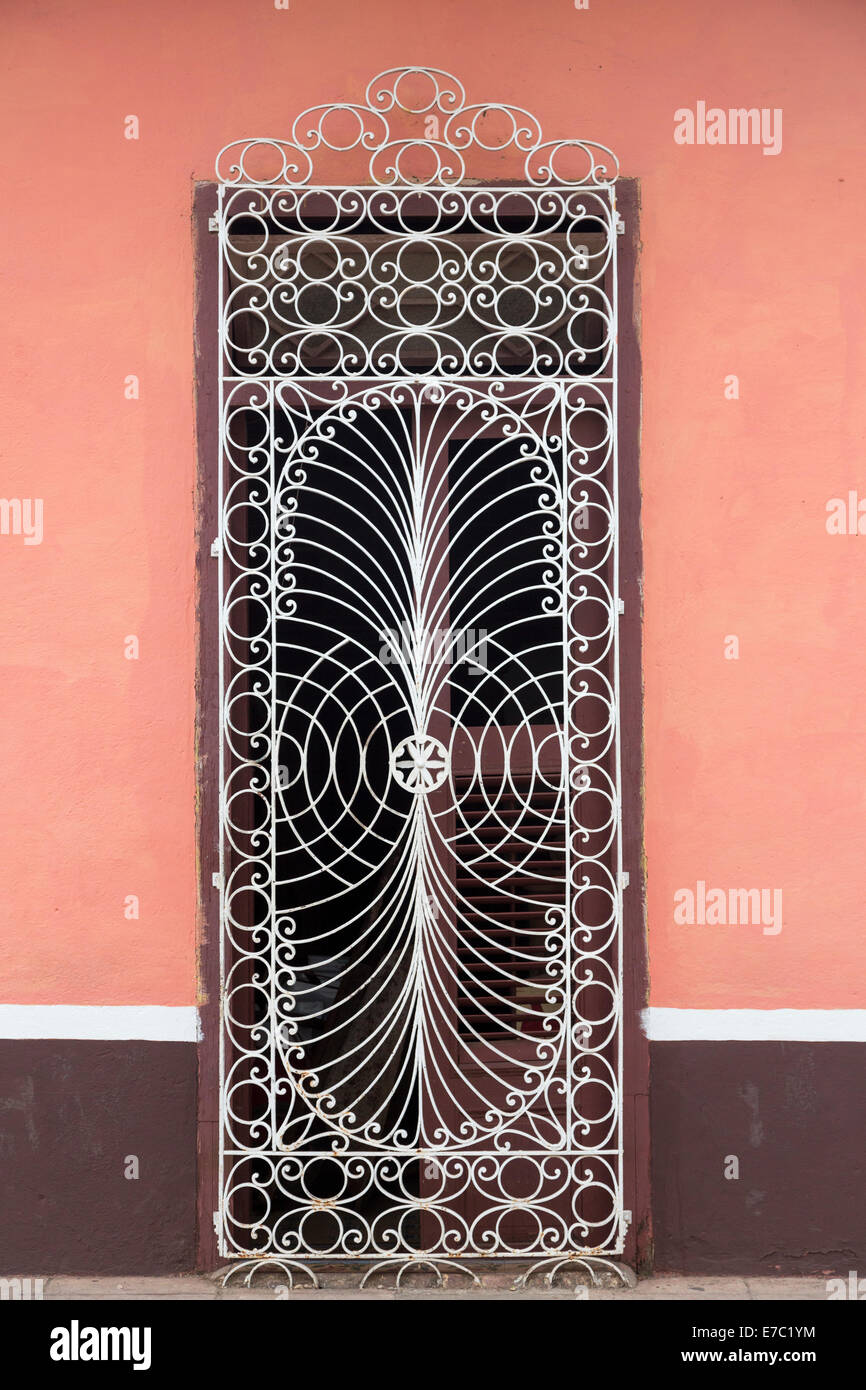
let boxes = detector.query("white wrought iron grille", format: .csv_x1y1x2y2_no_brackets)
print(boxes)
216,68,625,1287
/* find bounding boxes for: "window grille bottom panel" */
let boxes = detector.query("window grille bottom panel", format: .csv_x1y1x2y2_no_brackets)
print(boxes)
221,1152,621,1259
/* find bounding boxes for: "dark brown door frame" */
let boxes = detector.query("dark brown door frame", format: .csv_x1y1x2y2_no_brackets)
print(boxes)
615,179,651,1273
191,177,649,1273
193,180,221,1272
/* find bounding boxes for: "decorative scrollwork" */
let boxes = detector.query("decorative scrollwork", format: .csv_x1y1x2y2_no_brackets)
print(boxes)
217,71,624,1281
220,183,614,379
216,67,618,189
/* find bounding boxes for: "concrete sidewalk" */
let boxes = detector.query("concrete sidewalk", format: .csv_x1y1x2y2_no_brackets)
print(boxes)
24,1274,836,1301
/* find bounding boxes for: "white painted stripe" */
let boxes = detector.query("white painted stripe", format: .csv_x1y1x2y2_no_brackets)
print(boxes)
4,1004,862,1045
0,1005,200,1042
643,1008,866,1042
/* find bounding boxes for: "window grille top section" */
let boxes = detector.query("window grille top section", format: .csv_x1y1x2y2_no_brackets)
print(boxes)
215,66,618,190
221,186,615,379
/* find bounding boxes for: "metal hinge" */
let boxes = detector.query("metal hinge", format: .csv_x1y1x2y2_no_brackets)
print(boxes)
212,1210,220,1236
617,597,625,614
620,871,630,890
615,213,625,236
620,1209,633,1236
212,870,222,892
210,536,221,558
208,213,220,233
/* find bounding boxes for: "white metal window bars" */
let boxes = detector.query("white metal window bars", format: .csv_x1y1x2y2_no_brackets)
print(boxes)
216,67,629,1291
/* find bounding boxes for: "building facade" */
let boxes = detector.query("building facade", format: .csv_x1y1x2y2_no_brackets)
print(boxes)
2,0,865,1280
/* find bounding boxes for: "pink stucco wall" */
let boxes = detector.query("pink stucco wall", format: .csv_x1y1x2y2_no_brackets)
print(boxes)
2,0,864,1009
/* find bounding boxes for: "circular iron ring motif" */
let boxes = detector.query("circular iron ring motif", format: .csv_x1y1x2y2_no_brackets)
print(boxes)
390,733,450,793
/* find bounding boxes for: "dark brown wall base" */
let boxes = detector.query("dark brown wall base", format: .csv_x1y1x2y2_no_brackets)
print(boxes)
651,1040,866,1274
3,1034,861,1275
0,1040,196,1275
